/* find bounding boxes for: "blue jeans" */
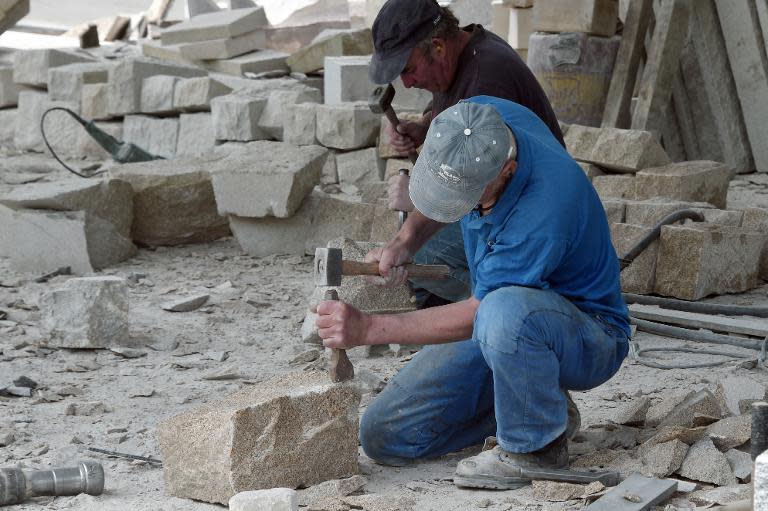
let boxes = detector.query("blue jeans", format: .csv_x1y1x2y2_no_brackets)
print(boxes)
359,286,629,466
411,222,471,304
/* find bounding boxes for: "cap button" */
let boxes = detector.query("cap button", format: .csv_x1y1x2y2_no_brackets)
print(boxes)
464,128,471,136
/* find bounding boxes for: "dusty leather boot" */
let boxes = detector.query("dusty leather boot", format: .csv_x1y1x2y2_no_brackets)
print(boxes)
453,433,569,490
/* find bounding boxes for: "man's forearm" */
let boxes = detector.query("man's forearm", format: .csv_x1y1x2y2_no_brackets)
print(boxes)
363,298,479,346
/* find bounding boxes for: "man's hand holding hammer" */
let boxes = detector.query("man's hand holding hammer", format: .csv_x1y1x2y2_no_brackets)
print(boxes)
385,116,430,214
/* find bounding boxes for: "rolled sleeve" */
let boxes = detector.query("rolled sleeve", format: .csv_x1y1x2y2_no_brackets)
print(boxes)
473,236,568,301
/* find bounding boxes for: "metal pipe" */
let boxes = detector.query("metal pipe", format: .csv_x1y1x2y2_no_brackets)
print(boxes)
0,461,104,506
624,293,768,318
631,318,764,350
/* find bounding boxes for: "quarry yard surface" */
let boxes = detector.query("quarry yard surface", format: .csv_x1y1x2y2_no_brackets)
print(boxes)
2,155,768,510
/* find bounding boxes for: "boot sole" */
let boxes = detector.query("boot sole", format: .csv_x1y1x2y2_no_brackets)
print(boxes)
453,475,530,490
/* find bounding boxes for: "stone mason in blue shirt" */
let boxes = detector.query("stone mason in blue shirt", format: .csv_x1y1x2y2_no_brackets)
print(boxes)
315,96,630,490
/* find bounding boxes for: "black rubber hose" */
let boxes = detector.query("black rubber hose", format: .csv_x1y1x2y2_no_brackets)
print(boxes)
619,209,706,269
624,293,768,318
40,107,105,179
631,318,764,350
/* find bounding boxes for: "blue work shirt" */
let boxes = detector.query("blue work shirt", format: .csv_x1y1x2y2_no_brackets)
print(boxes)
460,96,630,336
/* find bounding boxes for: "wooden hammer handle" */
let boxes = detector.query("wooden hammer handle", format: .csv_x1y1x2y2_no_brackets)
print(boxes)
341,260,450,280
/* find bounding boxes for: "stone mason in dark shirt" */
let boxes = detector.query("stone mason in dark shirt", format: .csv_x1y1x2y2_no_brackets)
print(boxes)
369,0,564,305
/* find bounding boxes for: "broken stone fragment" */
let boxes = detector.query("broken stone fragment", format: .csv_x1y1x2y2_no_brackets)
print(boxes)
640,439,688,478
229,488,298,511
677,437,737,487
706,415,751,451
162,294,210,313
660,389,722,428
40,277,131,349
725,449,752,482
64,401,109,416
157,371,361,504
715,375,768,416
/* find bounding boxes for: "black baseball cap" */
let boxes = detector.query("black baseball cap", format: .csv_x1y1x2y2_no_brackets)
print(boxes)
369,0,442,85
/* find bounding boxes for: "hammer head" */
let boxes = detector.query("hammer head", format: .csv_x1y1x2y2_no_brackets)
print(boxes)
314,247,343,287
368,84,396,114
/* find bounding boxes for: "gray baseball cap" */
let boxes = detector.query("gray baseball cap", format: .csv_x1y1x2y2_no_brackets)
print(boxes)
409,101,512,223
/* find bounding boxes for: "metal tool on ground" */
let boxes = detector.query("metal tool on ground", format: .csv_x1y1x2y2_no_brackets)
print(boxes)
583,473,676,511
87,447,163,466
314,247,451,287
41,107,162,179
514,466,619,486
0,460,104,506
323,289,355,383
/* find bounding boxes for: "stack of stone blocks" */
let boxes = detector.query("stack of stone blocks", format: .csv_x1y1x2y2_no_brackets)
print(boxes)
490,0,534,62
565,122,768,301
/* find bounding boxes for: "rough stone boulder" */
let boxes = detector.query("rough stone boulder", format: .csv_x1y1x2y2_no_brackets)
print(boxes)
157,371,361,505
110,155,231,246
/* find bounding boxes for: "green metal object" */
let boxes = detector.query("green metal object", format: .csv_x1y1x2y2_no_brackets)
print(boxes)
41,107,162,177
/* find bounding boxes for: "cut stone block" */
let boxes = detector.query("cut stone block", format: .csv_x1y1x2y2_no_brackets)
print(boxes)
259,88,322,140
592,175,635,200
610,223,656,294
81,83,111,120
624,199,710,227
741,207,768,280
177,112,216,157
47,63,111,104
324,55,374,105
157,371,360,504
369,201,398,243
229,489,298,511
316,102,379,150
123,115,179,159
201,49,289,76
640,439,688,478
0,0,29,42
677,437,737,487
336,147,384,186
286,28,373,74
108,57,206,117
284,102,317,146
229,191,375,257
601,199,625,224
312,238,417,314
578,161,604,181
654,224,766,300
186,0,220,17
757,450,768,509
173,77,232,112
211,93,267,141
445,0,494,26
13,48,95,88
0,67,20,107
377,111,424,159
0,178,133,237
15,90,80,156
76,122,123,160
715,375,768,416
660,389,722,429
0,109,17,148
211,141,327,218
179,29,267,61
565,124,670,173
141,75,182,115
634,161,732,209
533,0,618,37
40,277,129,349
706,415,751,451
508,6,534,49
110,155,231,246
0,205,136,274
161,7,268,46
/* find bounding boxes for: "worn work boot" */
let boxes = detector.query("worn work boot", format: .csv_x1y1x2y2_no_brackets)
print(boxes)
454,434,569,490
565,390,581,440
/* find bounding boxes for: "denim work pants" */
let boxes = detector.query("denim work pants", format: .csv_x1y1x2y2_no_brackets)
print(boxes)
359,285,629,466
411,222,471,304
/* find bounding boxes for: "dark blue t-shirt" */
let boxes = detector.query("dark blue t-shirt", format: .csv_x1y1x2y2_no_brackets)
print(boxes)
460,96,630,335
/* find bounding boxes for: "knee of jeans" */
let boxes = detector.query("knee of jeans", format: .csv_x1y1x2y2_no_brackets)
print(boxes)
475,286,554,350
359,400,409,465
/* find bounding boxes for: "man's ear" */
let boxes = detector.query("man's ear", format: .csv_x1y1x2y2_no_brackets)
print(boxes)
501,158,518,179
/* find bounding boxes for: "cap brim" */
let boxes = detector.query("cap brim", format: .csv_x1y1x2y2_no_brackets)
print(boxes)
369,44,413,85
409,155,485,224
